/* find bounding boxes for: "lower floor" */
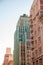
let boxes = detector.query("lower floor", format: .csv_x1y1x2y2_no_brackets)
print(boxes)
32,55,43,65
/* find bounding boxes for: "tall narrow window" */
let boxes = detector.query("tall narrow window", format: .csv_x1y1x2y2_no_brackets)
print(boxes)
38,37,41,44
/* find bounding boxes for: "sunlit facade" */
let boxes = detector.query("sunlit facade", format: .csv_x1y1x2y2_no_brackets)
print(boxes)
30,0,43,65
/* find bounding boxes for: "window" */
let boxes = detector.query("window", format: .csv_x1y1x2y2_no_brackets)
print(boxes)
33,62,35,65
30,25,33,28
39,47,42,54
32,42,34,45
35,50,38,56
38,37,41,44
27,41,30,46
31,21,33,24
21,28,24,32
32,52,34,57
27,62,31,65
35,30,36,35
39,58,42,65
21,52,25,56
25,25,29,32
27,55,29,57
31,41,34,45
31,30,33,33
31,36,33,39
21,63,23,65
31,41,34,50
23,63,25,65
36,60,38,65
26,33,30,39
38,26,40,32
19,38,23,41
32,58,34,61
35,40,37,47
35,40,37,44
19,26,24,33
19,34,22,38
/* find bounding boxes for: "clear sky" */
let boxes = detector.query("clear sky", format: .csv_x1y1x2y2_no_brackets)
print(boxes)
0,0,33,65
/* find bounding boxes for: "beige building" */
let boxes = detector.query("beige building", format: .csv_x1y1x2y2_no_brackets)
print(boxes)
2,48,13,65
30,0,43,65
25,32,32,65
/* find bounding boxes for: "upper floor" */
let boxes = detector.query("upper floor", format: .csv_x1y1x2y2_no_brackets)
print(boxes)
30,0,43,19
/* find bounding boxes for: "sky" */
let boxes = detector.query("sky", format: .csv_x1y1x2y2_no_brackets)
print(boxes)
0,0,33,65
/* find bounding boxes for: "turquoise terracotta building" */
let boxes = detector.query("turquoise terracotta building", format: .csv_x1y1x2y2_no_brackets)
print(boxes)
13,14,30,65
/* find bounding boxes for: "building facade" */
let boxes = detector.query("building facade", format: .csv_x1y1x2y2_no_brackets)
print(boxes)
30,0,43,65
13,14,31,65
2,48,13,65
25,32,32,65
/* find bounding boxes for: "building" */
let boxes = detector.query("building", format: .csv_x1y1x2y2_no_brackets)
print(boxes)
25,32,32,65
8,61,13,65
13,14,31,65
2,48,13,65
30,0,43,65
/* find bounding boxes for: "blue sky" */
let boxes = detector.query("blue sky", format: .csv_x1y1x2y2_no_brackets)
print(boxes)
0,0,33,65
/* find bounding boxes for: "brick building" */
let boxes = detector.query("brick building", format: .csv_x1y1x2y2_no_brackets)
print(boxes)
30,0,43,65
2,48,13,65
